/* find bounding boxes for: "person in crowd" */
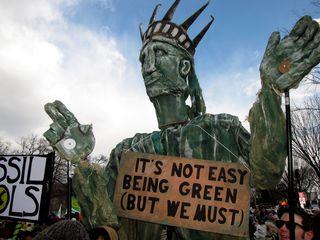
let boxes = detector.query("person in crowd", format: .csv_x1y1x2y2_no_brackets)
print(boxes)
254,223,267,240
265,221,278,240
312,212,320,240
33,220,90,240
249,215,257,240
276,207,314,240
0,220,15,239
253,218,278,240
258,205,269,224
89,226,118,240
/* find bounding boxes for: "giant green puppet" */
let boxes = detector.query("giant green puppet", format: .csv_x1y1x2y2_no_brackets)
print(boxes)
43,0,320,239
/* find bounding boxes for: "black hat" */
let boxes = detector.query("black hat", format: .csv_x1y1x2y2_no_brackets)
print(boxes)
33,220,89,240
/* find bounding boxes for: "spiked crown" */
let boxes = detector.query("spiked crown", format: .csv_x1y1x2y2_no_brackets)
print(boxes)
140,0,214,55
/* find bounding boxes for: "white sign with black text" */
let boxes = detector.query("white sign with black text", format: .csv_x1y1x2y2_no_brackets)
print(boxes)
0,153,54,222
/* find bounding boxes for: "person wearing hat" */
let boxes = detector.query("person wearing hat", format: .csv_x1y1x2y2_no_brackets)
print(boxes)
43,0,320,239
33,220,90,240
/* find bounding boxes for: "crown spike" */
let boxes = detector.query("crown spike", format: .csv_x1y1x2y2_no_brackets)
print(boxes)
139,23,144,41
181,1,210,31
193,15,214,48
163,0,180,21
149,4,162,24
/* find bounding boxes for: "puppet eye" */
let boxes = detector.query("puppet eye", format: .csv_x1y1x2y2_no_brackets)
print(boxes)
155,49,166,57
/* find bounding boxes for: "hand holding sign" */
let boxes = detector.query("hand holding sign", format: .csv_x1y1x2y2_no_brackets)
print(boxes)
44,100,95,164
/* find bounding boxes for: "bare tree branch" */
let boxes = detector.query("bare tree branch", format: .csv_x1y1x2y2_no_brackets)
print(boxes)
292,94,320,183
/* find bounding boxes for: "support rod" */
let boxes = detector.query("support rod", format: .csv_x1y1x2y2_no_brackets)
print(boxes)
285,90,295,240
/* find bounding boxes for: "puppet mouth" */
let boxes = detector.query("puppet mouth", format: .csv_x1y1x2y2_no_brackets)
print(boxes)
144,72,162,86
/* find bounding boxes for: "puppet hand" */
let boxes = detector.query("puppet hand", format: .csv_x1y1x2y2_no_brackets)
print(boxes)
43,100,95,164
260,16,320,92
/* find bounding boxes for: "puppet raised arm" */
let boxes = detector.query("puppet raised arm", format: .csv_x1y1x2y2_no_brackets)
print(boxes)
249,16,320,189
43,100,119,232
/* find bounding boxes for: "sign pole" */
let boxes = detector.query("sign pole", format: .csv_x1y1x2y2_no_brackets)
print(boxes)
67,160,72,220
284,90,295,240
167,226,173,240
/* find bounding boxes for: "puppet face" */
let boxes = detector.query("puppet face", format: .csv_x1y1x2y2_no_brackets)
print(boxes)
140,39,191,100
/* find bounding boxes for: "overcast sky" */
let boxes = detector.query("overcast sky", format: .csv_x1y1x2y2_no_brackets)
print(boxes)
0,0,319,156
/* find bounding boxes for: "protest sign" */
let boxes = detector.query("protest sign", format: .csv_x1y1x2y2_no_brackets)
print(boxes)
114,151,250,237
0,153,54,222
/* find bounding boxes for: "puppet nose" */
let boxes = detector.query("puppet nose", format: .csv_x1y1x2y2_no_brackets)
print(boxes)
142,49,157,74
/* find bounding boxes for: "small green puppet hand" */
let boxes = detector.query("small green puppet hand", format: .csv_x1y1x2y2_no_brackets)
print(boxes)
260,16,320,92
43,100,95,164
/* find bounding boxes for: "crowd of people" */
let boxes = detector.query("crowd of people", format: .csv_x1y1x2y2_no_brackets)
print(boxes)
250,205,320,240
0,204,319,240
0,212,82,240
0,211,118,240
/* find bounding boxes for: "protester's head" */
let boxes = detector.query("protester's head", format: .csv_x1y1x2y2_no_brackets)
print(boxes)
33,220,89,240
276,207,314,240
